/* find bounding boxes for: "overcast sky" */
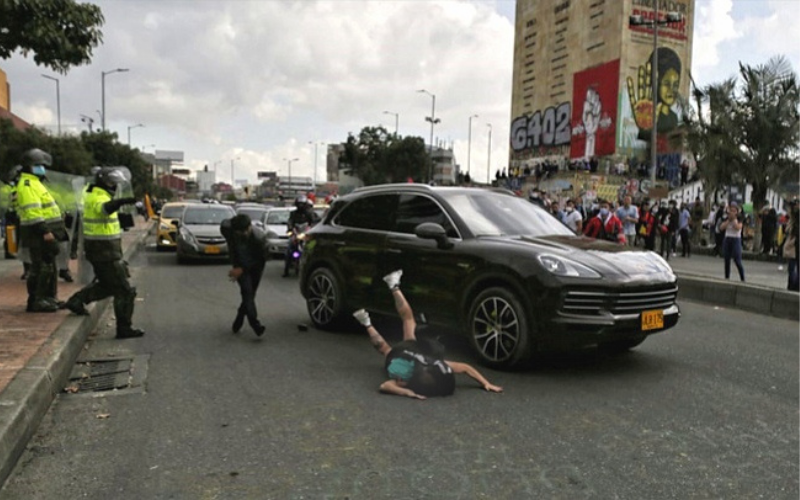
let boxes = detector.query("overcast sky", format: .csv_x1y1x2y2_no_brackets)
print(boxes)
3,0,799,186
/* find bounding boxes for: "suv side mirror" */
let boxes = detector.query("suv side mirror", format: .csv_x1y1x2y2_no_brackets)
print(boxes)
171,220,180,228
415,222,453,249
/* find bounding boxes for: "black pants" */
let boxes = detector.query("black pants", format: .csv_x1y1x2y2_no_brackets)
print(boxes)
236,264,265,329
25,237,59,306
680,228,691,257
660,231,675,260
72,259,136,332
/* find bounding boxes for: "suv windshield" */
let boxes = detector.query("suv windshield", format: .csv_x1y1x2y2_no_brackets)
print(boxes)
183,207,233,225
444,191,574,237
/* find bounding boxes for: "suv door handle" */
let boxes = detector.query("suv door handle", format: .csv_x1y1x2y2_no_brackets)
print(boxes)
332,240,347,246
386,248,402,254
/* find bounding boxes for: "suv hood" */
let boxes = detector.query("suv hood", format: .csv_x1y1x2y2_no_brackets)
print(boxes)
490,234,675,280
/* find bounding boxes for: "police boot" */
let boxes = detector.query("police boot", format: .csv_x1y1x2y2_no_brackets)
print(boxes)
28,299,58,313
65,294,89,316
116,327,145,339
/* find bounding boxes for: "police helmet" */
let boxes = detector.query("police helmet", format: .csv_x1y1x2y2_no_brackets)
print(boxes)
95,167,126,189
294,195,308,209
22,148,52,168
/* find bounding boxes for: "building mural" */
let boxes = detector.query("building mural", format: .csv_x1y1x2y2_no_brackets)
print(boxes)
509,0,695,166
570,59,619,159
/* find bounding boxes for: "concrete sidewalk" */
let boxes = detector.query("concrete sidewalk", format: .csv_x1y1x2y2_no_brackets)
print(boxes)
0,218,153,487
0,229,797,488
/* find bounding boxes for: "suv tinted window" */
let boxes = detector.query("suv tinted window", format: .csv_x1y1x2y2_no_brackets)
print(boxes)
335,194,397,230
395,194,458,237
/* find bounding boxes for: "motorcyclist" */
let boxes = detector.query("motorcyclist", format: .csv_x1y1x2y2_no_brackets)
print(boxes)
65,167,144,338
282,195,320,277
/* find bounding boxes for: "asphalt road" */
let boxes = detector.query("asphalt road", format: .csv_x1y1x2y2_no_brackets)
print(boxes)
2,243,798,500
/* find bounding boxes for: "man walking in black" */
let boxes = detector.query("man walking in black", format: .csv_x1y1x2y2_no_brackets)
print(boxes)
221,214,269,336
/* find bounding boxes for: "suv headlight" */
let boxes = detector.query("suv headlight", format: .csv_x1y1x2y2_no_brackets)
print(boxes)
537,254,601,278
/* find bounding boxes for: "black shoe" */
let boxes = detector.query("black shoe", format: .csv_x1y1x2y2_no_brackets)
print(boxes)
65,296,89,316
116,328,145,339
59,270,74,283
254,324,266,337
281,271,289,278
27,300,59,313
20,272,27,280
232,314,244,333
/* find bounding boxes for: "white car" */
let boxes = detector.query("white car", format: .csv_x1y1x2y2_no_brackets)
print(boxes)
262,207,294,258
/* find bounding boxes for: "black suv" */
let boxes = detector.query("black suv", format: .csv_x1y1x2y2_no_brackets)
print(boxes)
299,184,679,369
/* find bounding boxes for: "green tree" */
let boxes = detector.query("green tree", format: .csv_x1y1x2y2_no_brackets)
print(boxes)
0,0,104,73
685,56,799,250
339,126,428,186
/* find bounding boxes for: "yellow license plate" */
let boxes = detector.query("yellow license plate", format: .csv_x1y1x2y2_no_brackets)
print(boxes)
204,245,220,254
641,310,664,331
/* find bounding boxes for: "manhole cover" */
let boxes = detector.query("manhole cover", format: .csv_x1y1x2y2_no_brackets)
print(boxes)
64,355,148,395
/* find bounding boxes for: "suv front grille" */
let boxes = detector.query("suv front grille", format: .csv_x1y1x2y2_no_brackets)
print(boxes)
561,285,678,316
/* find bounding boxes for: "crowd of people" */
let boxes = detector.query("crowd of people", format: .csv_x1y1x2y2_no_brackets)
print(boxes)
527,188,799,289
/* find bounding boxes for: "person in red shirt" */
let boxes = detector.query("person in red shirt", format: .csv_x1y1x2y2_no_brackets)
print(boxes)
583,199,626,244
639,201,659,251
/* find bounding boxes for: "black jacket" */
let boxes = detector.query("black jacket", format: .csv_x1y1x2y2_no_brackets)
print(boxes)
220,219,269,269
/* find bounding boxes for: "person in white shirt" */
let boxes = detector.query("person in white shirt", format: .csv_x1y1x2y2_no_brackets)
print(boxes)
562,199,583,233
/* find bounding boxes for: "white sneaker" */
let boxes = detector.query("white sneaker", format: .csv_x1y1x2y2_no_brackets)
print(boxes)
353,309,371,327
383,269,403,290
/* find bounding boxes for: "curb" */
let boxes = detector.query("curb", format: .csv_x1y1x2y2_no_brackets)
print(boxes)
677,274,799,321
0,223,152,487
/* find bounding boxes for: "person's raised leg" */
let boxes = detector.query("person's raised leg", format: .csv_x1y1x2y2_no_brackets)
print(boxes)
353,309,391,356
383,270,416,341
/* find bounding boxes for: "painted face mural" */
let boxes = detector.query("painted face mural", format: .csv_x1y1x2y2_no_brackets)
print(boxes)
626,46,683,137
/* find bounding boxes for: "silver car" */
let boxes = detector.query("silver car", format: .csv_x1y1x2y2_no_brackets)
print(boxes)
261,207,294,258
175,204,236,263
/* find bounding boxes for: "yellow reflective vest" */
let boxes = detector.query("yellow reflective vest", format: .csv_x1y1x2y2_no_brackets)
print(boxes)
16,172,62,238
83,186,121,241
82,185,123,262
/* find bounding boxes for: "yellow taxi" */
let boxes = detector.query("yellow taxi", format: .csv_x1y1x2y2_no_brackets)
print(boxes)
156,202,188,250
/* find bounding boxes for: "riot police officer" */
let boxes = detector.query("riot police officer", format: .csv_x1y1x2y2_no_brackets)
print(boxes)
283,194,319,277
16,149,68,312
2,165,22,260
64,167,144,338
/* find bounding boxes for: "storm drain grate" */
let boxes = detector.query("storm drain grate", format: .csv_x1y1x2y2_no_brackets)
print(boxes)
65,356,148,395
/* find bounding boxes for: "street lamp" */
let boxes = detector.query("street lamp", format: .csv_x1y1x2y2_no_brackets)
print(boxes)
127,123,144,146
417,89,440,183
308,141,325,188
382,111,399,136
486,123,493,185
79,114,94,133
41,74,61,135
101,68,129,131
467,114,478,176
629,9,683,183
283,157,299,197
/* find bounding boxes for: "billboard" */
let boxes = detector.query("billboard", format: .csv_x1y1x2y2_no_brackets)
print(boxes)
570,59,620,159
155,150,184,162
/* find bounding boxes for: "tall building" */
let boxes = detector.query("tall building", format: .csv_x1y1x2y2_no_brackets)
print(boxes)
509,0,695,172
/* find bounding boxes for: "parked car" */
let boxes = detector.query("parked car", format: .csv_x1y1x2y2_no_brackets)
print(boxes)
156,202,188,250
175,204,236,263
261,207,294,258
299,184,680,369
